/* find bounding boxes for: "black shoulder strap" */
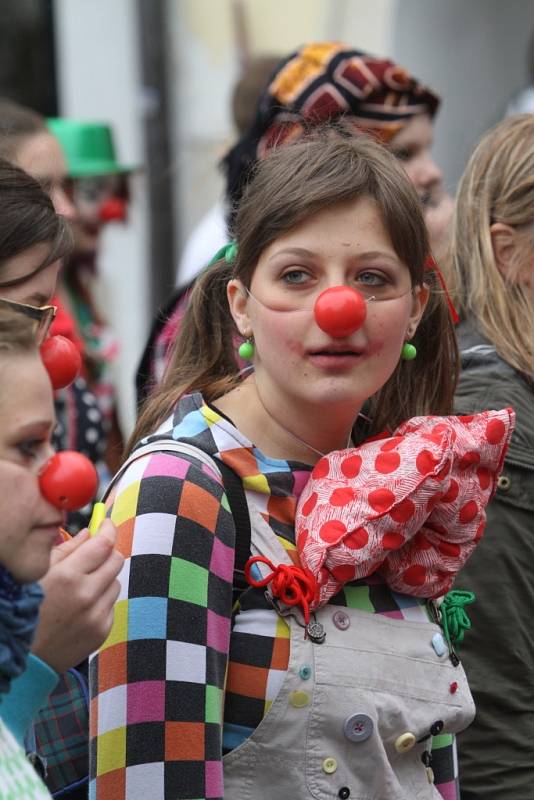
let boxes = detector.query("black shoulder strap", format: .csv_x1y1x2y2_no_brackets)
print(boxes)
217,460,251,599
105,439,252,597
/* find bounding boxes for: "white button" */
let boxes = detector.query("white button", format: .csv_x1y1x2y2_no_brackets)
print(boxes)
394,732,416,753
343,713,373,742
322,757,338,774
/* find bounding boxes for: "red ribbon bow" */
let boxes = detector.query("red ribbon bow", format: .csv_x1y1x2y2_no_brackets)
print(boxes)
244,555,317,625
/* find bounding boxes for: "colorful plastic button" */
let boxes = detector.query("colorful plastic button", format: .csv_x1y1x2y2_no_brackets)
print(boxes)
299,664,312,680
290,690,310,708
332,610,350,630
322,757,338,774
343,713,374,743
449,681,459,694
431,632,447,657
394,732,416,753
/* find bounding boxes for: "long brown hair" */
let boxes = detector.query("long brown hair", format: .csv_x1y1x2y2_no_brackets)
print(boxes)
132,133,458,448
449,114,534,376
0,159,72,287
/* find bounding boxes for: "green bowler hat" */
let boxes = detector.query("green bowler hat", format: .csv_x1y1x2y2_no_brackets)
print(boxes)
47,118,136,178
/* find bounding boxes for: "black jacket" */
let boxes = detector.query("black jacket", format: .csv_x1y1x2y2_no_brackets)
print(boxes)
454,319,534,800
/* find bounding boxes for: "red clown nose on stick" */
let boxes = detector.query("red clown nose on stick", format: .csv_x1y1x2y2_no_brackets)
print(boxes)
40,335,82,390
314,286,367,338
39,451,98,512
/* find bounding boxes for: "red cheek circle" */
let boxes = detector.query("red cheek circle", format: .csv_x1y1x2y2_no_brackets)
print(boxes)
300,492,318,516
375,451,401,474
368,488,396,513
389,498,415,523
332,563,356,583
381,531,405,550
340,454,362,478
403,564,427,587
416,449,440,475
319,519,347,543
459,451,480,470
476,467,491,491
441,479,459,503
330,487,356,507
312,458,330,479
459,500,478,524
437,541,461,558
380,437,403,452
344,527,369,549
486,418,506,444
475,521,485,542
297,528,309,549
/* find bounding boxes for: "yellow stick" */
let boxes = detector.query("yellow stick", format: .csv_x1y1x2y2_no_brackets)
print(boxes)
88,502,106,536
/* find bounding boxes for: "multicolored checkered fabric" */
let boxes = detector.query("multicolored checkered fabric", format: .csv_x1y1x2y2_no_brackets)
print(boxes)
89,393,460,799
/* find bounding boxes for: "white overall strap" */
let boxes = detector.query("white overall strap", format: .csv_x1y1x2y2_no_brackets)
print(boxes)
102,439,222,501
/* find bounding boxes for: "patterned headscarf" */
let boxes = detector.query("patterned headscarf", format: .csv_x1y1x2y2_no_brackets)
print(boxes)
223,42,440,217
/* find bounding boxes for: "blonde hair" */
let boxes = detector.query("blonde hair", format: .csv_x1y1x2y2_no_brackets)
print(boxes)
449,114,534,376
131,133,458,448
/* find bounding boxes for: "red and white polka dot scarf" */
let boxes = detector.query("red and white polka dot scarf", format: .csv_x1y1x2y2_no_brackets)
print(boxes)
296,409,515,606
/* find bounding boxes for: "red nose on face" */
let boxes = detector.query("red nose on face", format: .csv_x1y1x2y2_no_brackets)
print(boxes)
39,451,98,511
40,336,82,390
99,197,127,223
314,286,367,338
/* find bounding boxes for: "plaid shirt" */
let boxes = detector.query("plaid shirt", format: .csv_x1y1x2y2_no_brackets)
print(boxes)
89,393,461,799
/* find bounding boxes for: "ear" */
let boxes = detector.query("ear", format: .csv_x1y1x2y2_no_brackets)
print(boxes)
227,279,252,336
406,283,430,338
490,223,517,280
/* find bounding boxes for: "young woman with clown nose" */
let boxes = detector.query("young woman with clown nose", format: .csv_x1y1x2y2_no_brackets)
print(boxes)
0,160,123,799
87,133,516,800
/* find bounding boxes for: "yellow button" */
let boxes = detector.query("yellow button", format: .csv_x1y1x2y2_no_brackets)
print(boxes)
394,732,416,753
289,690,310,708
322,757,338,774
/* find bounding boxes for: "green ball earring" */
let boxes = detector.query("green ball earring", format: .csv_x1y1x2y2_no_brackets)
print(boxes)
238,338,255,360
401,342,417,361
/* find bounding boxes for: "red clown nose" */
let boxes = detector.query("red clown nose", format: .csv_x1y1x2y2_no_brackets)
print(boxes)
99,197,127,223
314,286,367,338
39,451,98,511
40,335,82,390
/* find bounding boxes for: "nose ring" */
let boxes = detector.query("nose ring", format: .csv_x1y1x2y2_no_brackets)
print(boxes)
314,286,367,338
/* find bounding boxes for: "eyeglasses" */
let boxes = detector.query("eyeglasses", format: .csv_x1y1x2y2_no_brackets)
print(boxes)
0,298,57,345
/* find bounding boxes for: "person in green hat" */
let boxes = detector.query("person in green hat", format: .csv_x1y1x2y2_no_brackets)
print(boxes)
46,118,134,475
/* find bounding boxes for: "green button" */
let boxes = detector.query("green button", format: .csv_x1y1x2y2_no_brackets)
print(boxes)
290,690,310,708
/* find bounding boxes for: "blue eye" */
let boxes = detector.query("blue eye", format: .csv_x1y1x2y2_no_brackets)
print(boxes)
357,271,387,287
282,270,309,285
